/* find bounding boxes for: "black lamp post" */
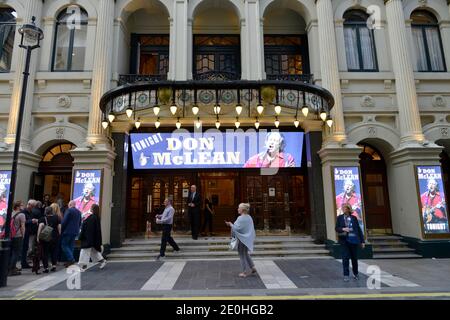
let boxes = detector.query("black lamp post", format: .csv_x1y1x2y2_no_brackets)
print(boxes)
0,17,43,288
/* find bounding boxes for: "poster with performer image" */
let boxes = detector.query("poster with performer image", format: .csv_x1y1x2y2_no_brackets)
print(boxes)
0,170,11,235
416,166,449,235
333,167,365,235
71,169,102,215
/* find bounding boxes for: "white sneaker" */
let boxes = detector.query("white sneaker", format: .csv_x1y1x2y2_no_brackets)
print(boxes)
99,259,107,270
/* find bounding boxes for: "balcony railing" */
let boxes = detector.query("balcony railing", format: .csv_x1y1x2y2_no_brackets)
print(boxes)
193,71,240,81
266,74,313,84
118,74,167,86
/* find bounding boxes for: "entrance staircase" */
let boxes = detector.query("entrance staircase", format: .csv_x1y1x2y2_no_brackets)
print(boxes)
107,235,332,261
368,235,422,259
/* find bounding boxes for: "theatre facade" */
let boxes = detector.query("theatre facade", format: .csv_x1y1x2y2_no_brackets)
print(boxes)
1,0,450,257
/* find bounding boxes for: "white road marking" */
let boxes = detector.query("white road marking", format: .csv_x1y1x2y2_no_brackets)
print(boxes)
253,260,297,289
140,261,186,290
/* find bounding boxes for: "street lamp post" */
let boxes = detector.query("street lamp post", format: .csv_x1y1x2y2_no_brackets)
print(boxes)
0,17,43,288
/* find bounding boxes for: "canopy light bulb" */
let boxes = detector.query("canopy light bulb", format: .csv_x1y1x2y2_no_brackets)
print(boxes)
214,105,221,114
135,118,141,129
126,107,133,118
255,120,260,129
195,118,201,129
108,113,115,123
257,105,264,115
192,105,199,115
153,105,160,116
170,105,178,115
274,105,282,115
235,105,242,115
320,110,327,122
176,119,181,129
274,118,280,128
155,118,160,129
215,120,221,129
102,120,108,129
302,106,309,117
235,118,240,129
294,119,300,128
326,117,333,128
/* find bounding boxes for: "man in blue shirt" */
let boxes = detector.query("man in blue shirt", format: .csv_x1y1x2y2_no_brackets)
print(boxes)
156,198,180,260
61,200,82,267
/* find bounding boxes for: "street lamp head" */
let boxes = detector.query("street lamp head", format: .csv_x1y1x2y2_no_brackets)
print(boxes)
19,16,44,47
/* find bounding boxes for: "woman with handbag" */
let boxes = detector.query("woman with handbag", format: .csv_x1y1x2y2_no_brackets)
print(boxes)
78,204,106,271
37,204,62,274
225,203,257,278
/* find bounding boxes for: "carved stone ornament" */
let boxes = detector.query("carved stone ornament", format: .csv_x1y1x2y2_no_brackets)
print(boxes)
57,95,71,108
441,127,449,138
432,95,447,108
368,127,377,137
56,127,65,139
361,95,375,108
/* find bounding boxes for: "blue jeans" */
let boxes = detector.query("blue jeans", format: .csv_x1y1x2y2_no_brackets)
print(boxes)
61,234,77,262
341,241,359,277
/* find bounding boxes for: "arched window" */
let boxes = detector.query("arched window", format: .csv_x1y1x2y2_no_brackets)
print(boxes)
411,10,446,72
343,10,378,72
0,8,16,72
52,6,88,71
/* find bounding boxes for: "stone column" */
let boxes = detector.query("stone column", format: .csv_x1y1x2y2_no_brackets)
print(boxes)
86,0,114,145
5,0,43,150
384,0,424,145
168,0,189,80
303,120,326,243
242,0,264,80
315,0,346,144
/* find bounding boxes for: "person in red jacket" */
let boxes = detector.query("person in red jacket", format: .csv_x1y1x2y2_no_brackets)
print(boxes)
336,179,362,220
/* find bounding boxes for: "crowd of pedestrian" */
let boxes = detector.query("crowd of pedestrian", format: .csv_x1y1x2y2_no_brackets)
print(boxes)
6,195,106,276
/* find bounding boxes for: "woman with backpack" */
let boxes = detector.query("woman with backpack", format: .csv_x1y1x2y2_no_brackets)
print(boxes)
78,204,106,271
36,204,61,274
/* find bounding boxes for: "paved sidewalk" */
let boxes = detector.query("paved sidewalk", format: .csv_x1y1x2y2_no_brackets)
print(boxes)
1,258,450,300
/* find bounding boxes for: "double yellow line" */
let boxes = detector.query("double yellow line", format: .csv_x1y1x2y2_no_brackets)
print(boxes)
15,290,38,300
31,292,450,300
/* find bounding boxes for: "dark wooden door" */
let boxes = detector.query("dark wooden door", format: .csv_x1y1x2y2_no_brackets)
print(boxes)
360,150,392,230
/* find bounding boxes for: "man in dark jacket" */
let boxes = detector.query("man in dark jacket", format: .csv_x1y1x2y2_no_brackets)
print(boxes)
21,200,38,268
61,200,82,267
335,204,365,282
187,185,201,240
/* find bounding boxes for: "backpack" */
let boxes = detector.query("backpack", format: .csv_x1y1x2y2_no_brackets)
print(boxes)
0,212,21,239
38,216,54,242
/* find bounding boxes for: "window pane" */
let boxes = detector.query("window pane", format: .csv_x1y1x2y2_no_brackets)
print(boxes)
425,27,445,71
71,24,87,70
0,24,15,72
344,27,360,70
412,27,429,71
54,25,70,70
359,27,376,70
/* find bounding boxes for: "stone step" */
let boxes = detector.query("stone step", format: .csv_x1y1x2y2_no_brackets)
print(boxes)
107,249,332,260
372,253,423,259
370,241,412,247
368,236,403,241
371,247,416,253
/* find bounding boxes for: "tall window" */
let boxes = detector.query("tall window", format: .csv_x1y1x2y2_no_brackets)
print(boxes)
264,35,310,81
193,35,241,80
411,10,446,72
0,8,16,72
52,7,88,71
343,10,378,72
130,35,169,77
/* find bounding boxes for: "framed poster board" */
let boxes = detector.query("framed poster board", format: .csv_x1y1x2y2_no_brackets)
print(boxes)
71,169,103,215
331,166,366,238
0,170,11,233
415,166,449,238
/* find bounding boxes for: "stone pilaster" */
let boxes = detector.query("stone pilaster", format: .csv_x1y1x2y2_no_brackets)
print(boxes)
86,0,115,145
315,0,346,144
384,0,425,146
242,0,264,80
169,0,189,80
5,0,43,150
